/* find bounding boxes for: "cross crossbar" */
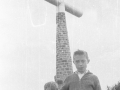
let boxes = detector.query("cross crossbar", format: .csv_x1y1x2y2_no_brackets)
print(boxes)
45,0,83,17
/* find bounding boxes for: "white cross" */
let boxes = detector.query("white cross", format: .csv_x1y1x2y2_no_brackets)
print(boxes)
45,0,83,17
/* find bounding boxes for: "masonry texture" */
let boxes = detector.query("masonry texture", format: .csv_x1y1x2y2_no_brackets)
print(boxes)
44,7,73,90
56,12,73,84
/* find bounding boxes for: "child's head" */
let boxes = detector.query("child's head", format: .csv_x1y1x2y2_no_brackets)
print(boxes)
44,82,58,90
73,49,90,73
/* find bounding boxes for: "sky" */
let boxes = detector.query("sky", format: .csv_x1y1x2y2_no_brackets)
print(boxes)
0,0,120,90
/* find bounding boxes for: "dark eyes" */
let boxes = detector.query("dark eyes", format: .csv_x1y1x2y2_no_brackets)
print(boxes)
75,60,85,63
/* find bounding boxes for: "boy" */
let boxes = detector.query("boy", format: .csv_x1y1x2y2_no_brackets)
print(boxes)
61,49,101,90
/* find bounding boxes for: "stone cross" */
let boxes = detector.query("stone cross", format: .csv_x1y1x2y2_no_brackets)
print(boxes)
44,0,83,90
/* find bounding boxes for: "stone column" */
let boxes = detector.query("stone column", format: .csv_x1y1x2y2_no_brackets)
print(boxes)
55,0,73,89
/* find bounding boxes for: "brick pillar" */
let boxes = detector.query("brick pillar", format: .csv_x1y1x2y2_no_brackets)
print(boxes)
55,0,73,89
44,1,73,90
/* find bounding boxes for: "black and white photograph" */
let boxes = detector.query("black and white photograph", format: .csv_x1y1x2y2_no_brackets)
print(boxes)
0,0,120,90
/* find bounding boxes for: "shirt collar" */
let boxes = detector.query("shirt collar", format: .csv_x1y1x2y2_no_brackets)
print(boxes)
75,70,88,75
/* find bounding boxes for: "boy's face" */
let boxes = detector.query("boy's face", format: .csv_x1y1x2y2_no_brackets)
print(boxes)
73,55,89,73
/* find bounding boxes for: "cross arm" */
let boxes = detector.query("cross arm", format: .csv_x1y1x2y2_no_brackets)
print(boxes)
45,0,83,17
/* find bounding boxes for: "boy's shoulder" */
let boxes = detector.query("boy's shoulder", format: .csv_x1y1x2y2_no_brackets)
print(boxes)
64,70,100,85
65,70,99,81
66,70,93,78
85,71,100,82
64,72,78,83
85,71,99,79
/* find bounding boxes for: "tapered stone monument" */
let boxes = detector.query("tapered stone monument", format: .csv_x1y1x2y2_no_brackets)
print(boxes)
44,0,83,90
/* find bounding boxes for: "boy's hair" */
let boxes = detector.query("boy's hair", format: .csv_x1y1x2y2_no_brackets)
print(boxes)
44,82,58,90
73,49,89,60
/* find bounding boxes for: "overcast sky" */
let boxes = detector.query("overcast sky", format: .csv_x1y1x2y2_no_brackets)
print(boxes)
0,0,120,90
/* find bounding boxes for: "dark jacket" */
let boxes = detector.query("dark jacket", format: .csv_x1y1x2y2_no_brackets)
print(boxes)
61,71,101,90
